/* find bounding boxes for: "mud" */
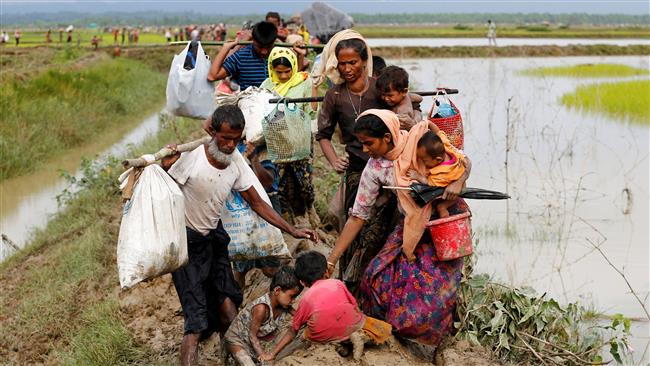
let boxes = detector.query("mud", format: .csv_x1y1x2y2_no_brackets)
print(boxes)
118,226,498,365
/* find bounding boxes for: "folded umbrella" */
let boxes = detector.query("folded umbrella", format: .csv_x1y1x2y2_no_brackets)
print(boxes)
383,183,510,207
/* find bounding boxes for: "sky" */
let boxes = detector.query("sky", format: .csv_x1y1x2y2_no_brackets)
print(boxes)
1,0,649,15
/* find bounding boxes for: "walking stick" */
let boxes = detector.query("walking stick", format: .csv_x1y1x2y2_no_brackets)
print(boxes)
122,136,211,169
268,88,459,104
169,40,325,49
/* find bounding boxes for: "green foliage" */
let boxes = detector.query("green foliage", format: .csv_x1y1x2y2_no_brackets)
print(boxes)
456,270,632,365
53,45,83,62
0,57,166,181
59,300,146,365
453,24,473,31
561,79,650,125
521,63,650,78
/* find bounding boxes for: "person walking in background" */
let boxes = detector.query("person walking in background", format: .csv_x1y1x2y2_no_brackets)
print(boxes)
113,27,119,44
266,11,288,41
14,29,20,46
58,27,64,43
1,31,7,46
165,28,172,43
91,35,100,50
121,27,126,45
487,19,497,46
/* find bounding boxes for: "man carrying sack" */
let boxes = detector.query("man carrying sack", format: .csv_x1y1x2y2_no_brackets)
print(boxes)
161,104,318,366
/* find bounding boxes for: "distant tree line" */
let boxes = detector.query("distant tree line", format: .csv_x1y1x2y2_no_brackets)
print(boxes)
3,11,648,27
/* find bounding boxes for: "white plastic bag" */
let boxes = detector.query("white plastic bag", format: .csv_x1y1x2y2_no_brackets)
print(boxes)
117,164,188,289
166,41,215,119
220,179,291,262
214,87,277,144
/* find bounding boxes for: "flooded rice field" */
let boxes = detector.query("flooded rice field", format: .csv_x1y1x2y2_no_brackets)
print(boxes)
367,37,650,48
0,111,161,258
395,55,649,362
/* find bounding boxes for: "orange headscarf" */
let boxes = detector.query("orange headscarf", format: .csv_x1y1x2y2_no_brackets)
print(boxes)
393,121,433,261
357,109,407,161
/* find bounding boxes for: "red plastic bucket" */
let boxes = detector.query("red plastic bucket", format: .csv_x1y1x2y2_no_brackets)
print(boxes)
426,211,473,261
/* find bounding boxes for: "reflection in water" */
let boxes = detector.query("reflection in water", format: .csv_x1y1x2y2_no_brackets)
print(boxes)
396,55,649,362
0,112,161,257
367,38,650,48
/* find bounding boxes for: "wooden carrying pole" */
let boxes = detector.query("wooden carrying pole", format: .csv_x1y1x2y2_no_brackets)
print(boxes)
122,136,211,169
268,88,459,104
169,40,325,49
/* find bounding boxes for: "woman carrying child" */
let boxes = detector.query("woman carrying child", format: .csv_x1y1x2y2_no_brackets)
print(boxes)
259,46,317,223
326,110,471,346
314,30,399,292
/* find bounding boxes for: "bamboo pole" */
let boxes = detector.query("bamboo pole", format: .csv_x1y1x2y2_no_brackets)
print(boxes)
269,88,459,104
169,41,325,49
122,136,211,169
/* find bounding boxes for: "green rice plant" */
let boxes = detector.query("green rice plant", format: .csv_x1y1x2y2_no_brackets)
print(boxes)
456,272,632,365
521,63,650,78
0,57,166,181
561,79,650,125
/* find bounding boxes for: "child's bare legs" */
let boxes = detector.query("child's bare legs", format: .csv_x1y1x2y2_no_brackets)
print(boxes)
436,199,455,218
227,344,256,366
349,329,372,361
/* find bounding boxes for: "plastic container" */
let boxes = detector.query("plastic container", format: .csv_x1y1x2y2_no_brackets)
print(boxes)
426,211,473,261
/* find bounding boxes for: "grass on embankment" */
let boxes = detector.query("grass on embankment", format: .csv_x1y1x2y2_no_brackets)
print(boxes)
354,25,650,39
0,116,199,365
9,25,650,47
520,63,650,78
0,56,166,181
562,79,650,125
372,44,650,58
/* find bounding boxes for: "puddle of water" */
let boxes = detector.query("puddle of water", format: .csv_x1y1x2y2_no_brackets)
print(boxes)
0,111,161,257
396,55,649,363
367,38,650,48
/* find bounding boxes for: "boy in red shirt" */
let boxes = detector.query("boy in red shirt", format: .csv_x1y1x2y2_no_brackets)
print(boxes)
261,251,392,362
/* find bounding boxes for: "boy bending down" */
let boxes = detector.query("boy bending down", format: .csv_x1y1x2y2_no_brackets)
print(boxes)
225,266,302,365
262,251,392,362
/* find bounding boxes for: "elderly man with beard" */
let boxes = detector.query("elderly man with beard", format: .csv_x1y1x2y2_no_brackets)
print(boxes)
161,104,317,366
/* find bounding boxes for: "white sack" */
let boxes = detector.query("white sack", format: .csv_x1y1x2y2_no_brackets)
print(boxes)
221,179,290,262
215,87,276,145
166,41,215,119
117,164,187,289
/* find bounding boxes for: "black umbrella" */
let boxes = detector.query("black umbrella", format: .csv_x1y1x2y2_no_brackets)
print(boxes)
384,183,510,207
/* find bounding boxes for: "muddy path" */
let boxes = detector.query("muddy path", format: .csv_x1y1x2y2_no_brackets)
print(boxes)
118,227,498,366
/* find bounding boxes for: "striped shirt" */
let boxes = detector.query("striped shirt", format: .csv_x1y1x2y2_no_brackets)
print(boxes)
222,45,268,90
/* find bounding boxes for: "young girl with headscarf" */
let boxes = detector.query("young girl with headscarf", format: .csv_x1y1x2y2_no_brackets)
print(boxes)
259,46,316,223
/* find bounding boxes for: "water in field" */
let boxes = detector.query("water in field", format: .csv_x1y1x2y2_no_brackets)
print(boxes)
0,111,162,259
367,37,650,48
394,55,649,363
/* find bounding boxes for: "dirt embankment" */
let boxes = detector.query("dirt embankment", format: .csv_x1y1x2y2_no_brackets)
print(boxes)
118,224,498,366
372,44,650,58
